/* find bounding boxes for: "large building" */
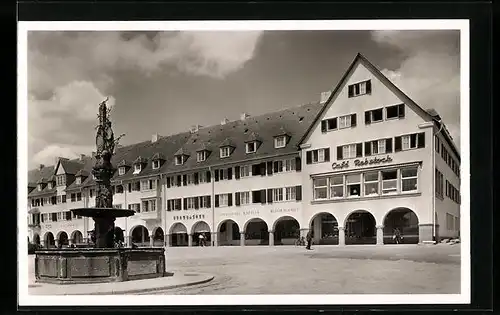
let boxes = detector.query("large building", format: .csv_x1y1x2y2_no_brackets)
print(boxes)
27,53,461,249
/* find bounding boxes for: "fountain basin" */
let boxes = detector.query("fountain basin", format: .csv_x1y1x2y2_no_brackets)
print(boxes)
71,207,135,218
34,247,166,284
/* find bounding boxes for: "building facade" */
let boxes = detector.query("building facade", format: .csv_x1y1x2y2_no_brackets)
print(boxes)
27,54,461,249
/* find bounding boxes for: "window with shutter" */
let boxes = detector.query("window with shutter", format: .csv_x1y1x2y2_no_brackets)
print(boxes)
267,161,273,175
227,194,233,207
337,146,343,160
395,136,402,152
227,167,233,180
386,138,393,153
235,166,240,179
321,120,327,133
365,111,371,124
364,142,371,156
295,185,302,201
267,189,273,203
260,189,267,204
215,195,219,208
306,151,312,164
260,163,266,176
356,143,363,157
417,132,425,148
194,173,199,185
324,148,330,161
235,192,241,206
214,170,219,181
351,114,357,127
295,157,302,171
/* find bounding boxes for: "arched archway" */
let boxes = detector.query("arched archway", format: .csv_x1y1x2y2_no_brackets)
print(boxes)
344,210,376,245
169,223,188,247
309,212,339,245
191,221,211,247
33,233,40,245
113,227,124,243
71,230,83,245
57,231,69,248
383,207,419,244
244,218,268,246
217,219,240,246
44,232,55,248
152,227,164,247
273,216,300,245
130,225,149,247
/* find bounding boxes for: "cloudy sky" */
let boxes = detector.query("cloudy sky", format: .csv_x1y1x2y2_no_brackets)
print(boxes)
27,29,460,169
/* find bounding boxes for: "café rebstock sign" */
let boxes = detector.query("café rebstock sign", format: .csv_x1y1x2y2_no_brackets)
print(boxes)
332,155,393,170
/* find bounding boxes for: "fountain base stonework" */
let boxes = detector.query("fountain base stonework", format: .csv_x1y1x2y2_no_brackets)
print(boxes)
35,248,166,284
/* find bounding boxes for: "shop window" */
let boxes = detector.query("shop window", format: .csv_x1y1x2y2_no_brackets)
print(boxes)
313,178,328,200
329,175,344,198
346,174,361,197
382,170,398,194
401,167,418,192
364,172,379,196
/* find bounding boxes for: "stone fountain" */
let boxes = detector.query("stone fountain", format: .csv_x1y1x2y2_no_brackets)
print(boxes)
34,98,166,284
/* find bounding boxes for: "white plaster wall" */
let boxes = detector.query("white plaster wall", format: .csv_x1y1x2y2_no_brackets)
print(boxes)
301,62,434,229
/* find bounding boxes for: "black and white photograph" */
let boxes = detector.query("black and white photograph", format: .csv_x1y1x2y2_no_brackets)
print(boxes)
18,20,469,306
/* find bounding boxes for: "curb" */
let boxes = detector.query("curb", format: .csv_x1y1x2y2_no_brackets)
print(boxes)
30,274,215,295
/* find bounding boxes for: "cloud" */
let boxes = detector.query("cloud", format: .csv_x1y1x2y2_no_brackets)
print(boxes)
371,30,461,149
27,31,263,169
31,144,96,167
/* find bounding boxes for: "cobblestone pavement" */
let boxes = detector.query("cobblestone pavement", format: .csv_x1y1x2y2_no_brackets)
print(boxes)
146,244,461,295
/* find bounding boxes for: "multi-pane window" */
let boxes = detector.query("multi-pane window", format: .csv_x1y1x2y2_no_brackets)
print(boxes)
200,196,211,208
141,199,156,212
220,147,231,158
274,136,286,148
152,160,160,169
273,188,284,202
133,164,142,174
386,104,405,119
56,175,66,186
175,155,184,165
365,138,393,156
401,167,418,192
240,165,251,178
56,212,62,221
37,184,42,192
285,186,296,201
239,191,251,205
313,178,328,200
42,213,48,222
141,179,157,191
166,200,181,211
342,144,357,159
338,114,352,129
398,133,425,151
219,194,229,207
435,169,444,197
346,174,361,197
306,148,330,164
186,174,195,185
274,160,284,173
199,171,208,183
118,167,126,175
285,158,296,172
348,80,371,97
197,151,206,162
186,197,196,210
329,175,344,198
77,192,82,201
365,108,384,124
364,172,379,196
382,170,398,194
246,142,257,153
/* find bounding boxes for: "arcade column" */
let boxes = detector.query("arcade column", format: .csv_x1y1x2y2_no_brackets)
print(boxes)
240,232,245,246
165,234,171,247
268,231,274,246
376,225,384,245
211,232,218,247
338,226,345,246
188,234,193,247
149,234,154,247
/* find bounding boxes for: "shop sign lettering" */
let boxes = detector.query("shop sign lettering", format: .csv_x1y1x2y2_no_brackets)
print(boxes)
332,155,393,170
270,208,299,214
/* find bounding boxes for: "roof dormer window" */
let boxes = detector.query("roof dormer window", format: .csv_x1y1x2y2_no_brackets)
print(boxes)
152,160,160,170
274,136,287,148
75,177,81,185
220,146,231,158
48,182,53,190
246,141,257,154
37,184,42,191
175,155,185,165
134,164,142,174
197,151,207,162
118,166,126,176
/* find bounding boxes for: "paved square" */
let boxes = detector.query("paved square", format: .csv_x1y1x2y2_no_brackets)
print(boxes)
150,244,460,295
28,244,460,295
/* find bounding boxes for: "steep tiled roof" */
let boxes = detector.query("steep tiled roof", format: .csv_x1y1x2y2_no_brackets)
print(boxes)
245,131,262,143
59,158,86,175
161,102,322,174
151,152,165,161
28,165,55,187
64,156,94,191
75,169,90,177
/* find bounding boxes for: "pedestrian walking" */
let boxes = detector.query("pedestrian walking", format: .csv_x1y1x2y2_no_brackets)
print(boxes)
198,233,205,247
306,231,314,250
393,228,402,244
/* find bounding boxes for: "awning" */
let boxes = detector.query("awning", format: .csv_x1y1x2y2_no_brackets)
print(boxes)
171,223,187,234
192,221,210,234
28,208,40,214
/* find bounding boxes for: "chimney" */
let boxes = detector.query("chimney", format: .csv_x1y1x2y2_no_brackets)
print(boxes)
220,118,229,125
152,133,160,143
240,113,250,121
39,164,45,170
79,154,85,161
320,91,332,104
